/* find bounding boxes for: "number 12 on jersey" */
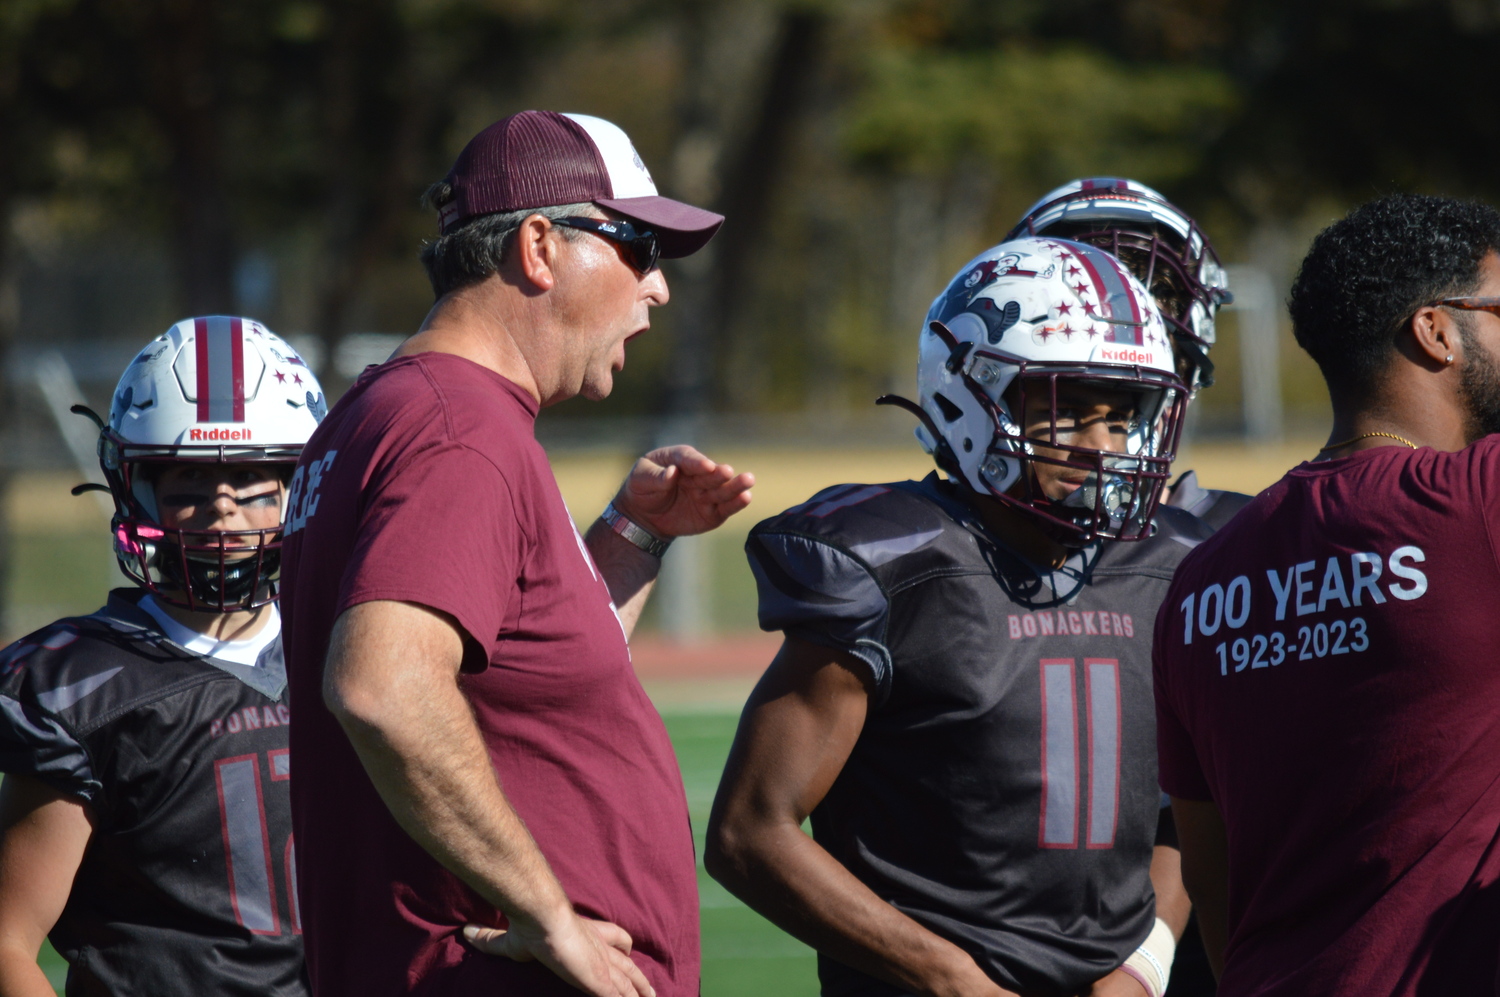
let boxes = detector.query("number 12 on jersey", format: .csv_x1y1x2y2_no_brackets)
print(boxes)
1039,658,1121,849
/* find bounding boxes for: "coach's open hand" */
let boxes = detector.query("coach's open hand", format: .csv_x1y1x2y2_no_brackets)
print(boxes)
611,445,754,539
464,912,655,997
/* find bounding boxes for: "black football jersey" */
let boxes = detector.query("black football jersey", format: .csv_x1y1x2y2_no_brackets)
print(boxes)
1167,470,1253,532
746,474,1211,996
0,589,306,997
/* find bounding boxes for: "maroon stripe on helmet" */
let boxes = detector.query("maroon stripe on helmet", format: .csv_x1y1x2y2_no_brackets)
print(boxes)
195,317,211,421
230,317,245,421
1072,246,1145,345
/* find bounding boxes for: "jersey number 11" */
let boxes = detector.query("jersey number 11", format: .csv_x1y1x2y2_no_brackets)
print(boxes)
1039,658,1121,849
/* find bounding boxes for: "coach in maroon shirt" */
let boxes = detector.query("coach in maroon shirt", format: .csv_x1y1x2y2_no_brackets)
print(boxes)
1154,194,1500,996
279,111,752,997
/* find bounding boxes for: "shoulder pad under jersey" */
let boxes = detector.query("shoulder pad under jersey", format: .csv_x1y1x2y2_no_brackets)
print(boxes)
0,591,217,800
1090,503,1216,581
746,476,978,699
1167,469,1254,532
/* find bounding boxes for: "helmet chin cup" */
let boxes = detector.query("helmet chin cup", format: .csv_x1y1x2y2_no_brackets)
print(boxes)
1059,458,1150,537
1063,469,1129,516
159,540,280,611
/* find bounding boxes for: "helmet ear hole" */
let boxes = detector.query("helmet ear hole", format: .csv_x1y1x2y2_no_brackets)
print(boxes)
933,393,964,423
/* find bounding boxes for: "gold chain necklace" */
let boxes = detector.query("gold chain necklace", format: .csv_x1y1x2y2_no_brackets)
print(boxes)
1317,431,1419,453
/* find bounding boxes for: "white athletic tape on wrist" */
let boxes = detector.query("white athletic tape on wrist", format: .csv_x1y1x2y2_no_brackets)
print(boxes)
1120,917,1175,997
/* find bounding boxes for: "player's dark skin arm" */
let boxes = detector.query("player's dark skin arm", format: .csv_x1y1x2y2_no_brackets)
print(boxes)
1170,799,1230,980
706,636,1019,997
1148,843,1191,940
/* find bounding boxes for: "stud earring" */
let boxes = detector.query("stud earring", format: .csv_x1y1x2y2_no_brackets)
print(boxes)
1446,354,1454,364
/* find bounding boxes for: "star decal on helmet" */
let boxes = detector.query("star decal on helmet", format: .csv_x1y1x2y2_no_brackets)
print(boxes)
274,370,287,383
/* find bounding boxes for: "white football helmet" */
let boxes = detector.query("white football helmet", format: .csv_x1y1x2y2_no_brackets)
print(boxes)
89,316,327,611
883,237,1187,543
1007,177,1231,393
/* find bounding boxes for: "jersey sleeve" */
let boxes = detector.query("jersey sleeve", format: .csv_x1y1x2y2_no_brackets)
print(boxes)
746,530,893,699
1152,595,1213,802
0,639,100,800
337,441,527,670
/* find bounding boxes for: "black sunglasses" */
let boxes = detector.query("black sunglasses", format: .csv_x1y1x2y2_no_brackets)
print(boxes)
552,216,660,273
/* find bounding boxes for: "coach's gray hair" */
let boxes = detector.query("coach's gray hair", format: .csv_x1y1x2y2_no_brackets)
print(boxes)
419,180,593,298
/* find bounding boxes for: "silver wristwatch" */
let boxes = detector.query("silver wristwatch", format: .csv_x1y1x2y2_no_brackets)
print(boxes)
600,502,672,558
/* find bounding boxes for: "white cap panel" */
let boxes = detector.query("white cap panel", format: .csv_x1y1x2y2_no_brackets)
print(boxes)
563,113,658,199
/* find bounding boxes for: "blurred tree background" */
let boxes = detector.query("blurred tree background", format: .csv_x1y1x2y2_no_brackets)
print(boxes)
4,0,1500,438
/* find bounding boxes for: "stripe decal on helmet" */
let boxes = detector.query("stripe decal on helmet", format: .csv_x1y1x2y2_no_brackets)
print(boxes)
194,316,247,422
1071,245,1145,345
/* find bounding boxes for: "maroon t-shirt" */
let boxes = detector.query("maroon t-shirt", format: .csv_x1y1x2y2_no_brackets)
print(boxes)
1154,442,1500,996
280,353,699,997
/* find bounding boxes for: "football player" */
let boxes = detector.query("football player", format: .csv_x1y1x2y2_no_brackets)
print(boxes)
1011,180,1243,994
707,237,1208,997
0,318,320,996
1009,177,1247,529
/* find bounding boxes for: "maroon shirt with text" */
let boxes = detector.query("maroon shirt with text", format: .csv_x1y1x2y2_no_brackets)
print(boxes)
1154,442,1500,996
280,354,698,997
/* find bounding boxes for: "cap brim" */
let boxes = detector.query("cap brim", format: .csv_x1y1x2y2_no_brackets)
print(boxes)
595,196,725,258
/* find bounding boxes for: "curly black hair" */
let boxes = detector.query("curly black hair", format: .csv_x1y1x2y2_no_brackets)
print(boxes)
1289,194,1500,402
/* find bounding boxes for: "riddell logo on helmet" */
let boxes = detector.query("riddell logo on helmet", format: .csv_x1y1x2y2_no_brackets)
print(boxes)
1099,347,1154,364
189,427,252,441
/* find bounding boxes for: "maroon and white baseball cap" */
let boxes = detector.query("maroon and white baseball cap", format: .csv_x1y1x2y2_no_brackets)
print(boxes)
437,110,724,258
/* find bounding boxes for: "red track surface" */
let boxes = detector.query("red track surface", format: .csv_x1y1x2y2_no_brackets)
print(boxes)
629,631,781,679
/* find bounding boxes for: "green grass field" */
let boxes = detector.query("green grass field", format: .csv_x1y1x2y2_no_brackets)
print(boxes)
666,710,820,996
